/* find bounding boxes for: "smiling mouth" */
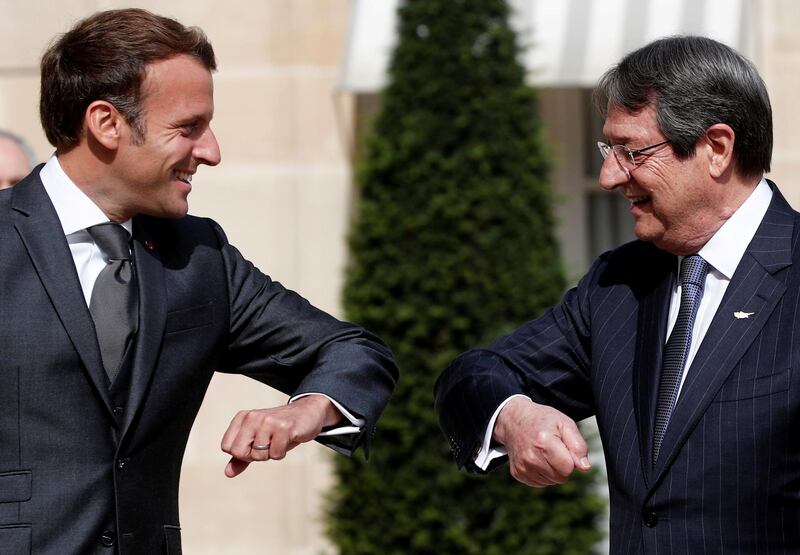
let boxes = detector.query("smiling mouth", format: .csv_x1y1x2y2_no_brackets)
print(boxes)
628,195,651,207
174,170,193,184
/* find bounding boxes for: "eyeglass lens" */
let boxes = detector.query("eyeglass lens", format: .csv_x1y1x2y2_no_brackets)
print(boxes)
597,142,635,171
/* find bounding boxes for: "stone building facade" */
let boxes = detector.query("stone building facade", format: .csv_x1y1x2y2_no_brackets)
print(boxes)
1,1,799,553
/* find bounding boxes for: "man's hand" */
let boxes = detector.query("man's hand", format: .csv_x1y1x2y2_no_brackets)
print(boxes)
493,396,591,487
220,395,342,478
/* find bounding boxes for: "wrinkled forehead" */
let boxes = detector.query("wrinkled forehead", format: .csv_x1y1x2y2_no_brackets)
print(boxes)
602,103,663,144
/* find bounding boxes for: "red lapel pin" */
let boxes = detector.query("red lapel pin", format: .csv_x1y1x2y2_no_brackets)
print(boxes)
144,240,155,250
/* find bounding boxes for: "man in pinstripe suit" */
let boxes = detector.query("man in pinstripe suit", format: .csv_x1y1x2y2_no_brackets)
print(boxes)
435,36,796,553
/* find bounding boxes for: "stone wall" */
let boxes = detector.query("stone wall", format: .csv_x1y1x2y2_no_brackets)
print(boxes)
0,1,353,553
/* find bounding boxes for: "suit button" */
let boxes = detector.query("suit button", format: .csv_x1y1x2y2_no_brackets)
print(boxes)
116,458,130,470
101,530,116,547
113,406,124,416
643,510,658,528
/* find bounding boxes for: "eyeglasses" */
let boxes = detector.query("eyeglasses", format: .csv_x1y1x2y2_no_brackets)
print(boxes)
596,140,670,172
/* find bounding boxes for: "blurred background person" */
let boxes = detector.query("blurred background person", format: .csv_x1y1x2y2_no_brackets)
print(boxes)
0,129,35,189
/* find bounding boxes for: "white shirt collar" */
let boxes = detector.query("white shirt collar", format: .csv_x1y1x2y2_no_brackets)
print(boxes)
697,177,772,279
39,154,133,236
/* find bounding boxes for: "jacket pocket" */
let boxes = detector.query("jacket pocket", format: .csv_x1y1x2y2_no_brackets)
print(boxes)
0,471,31,503
715,368,790,402
165,302,214,334
0,524,31,554
163,525,182,555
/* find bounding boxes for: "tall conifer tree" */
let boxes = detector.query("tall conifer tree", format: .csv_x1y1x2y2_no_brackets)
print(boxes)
328,1,604,552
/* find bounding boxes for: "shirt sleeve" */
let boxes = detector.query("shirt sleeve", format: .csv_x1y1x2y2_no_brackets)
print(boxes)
289,392,365,436
474,394,531,470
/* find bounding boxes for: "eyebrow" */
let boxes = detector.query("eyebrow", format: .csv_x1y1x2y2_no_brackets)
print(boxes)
602,128,629,144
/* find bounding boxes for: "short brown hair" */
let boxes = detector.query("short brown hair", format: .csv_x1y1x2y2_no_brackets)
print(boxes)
40,8,217,150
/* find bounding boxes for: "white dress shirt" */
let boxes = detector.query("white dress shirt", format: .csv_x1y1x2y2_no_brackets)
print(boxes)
475,178,773,469
39,155,133,305
38,155,362,435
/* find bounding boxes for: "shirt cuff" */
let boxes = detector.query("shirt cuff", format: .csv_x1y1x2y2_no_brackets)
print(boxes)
289,393,364,436
474,394,532,470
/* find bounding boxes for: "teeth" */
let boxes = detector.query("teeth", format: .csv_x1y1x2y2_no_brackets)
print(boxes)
629,196,649,205
175,171,193,183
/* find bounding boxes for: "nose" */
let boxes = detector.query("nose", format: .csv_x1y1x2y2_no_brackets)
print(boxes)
598,154,629,191
195,127,221,167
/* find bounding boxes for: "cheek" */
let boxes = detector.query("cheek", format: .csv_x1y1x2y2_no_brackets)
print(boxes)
640,158,678,190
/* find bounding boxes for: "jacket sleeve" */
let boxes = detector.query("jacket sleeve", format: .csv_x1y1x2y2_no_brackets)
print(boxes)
211,219,398,457
434,256,604,472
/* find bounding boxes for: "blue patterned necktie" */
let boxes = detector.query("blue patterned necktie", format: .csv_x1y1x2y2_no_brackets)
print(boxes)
653,254,709,463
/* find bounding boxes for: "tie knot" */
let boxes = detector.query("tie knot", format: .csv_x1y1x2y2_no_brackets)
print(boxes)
88,223,131,261
680,254,708,288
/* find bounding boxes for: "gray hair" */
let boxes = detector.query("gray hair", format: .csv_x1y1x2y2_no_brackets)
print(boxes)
0,129,36,168
595,36,772,177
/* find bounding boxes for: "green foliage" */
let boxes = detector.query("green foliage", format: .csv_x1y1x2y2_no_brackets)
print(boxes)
327,0,605,552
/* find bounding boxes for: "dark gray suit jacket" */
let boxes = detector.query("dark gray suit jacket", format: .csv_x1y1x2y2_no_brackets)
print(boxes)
0,169,397,554
436,182,800,553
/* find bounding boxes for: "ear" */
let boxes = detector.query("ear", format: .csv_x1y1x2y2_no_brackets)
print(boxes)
84,100,126,150
703,123,735,179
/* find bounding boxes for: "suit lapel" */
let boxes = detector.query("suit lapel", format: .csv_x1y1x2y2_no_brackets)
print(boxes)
631,248,676,486
11,174,114,415
120,216,167,437
650,185,793,484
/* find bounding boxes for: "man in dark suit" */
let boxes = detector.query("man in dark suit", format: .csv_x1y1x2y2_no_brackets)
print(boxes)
0,9,397,554
435,36,794,553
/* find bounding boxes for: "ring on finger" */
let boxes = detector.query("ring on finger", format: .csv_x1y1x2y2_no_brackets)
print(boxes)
252,443,270,451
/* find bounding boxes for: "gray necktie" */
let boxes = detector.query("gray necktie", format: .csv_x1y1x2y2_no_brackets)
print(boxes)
88,223,138,383
653,254,709,463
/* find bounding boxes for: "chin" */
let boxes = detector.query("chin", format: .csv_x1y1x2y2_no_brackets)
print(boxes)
164,197,190,218
633,220,666,243
142,204,189,220
165,207,190,219
633,228,658,244
651,234,696,256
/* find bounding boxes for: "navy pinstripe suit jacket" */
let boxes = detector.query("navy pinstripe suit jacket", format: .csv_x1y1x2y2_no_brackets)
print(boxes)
436,182,800,554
